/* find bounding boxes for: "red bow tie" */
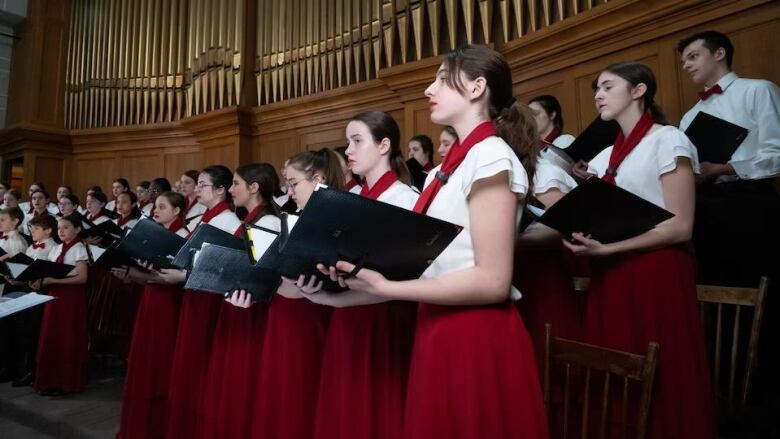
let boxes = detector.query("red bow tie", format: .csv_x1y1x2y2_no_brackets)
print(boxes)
0,235,8,240
32,242,46,249
698,84,723,101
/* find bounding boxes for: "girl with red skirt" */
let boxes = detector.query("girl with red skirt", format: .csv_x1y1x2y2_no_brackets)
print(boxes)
564,62,715,438
319,45,549,438
33,214,90,395
230,148,344,439
199,163,282,438
165,166,241,439
114,191,189,439
300,111,418,439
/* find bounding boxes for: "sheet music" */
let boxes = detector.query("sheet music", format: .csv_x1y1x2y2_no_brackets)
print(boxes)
0,293,55,319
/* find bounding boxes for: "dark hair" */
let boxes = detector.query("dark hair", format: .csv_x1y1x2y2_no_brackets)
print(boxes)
31,189,50,200
137,181,151,190
88,191,108,204
150,177,172,193
442,126,459,140
333,146,362,189
410,134,435,164
30,214,58,232
117,191,141,218
59,213,83,230
235,163,282,216
677,30,734,68
58,186,73,195
287,148,346,190
596,62,668,125
30,182,47,192
182,170,200,182
529,95,564,130
201,165,234,203
6,189,21,201
87,185,103,193
441,44,540,191
61,194,80,207
1,207,24,226
350,111,413,185
157,191,187,221
113,178,130,192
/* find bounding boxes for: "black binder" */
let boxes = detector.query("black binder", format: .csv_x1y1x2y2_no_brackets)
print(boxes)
258,188,462,282
406,157,428,191
185,244,280,302
559,117,621,163
171,224,244,271
684,111,748,164
82,220,125,247
115,218,186,269
1,253,34,279
242,223,280,264
538,177,674,243
7,259,76,282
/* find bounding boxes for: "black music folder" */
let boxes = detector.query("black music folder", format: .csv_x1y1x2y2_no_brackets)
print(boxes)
186,244,280,302
82,220,125,247
258,188,463,282
115,219,187,269
171,224,244,271
6,259,76,282
538,177,674,244
242,223,280,264
554,117,621,164
684,111,748,164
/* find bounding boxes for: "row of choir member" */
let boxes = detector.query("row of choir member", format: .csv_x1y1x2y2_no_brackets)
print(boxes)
1,30,775,439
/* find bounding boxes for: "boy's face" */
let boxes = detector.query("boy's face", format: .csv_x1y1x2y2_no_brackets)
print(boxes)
0,213,17,233
31,225,51,243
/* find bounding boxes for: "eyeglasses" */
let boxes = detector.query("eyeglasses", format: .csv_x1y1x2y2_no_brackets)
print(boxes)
196,182,214,189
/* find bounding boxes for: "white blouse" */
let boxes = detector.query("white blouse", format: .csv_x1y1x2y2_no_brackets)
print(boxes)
48,241,89,265
420,136,529,300
376,181,418,210
534,156,577,196
588,125,699,208
204,209,242,235
0,231,29,257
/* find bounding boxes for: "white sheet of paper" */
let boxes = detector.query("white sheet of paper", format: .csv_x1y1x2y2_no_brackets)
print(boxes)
0,292,55,319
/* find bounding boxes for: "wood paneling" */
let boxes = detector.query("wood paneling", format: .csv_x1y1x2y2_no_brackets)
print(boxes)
33,156,66,193
2,0,778,191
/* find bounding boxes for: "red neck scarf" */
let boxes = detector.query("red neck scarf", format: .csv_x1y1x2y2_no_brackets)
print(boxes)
603,112,654,185
0,232,8,240
167,217,183,233
345,179,358,191
139,199,151,210
360,170,398,201
117,214,133,227
27,204,34,214
112,201,118,212
33,209,47,218
56,239,80,264
422,162,434,172
201,200,230,224
698,84,723,101
234,203,266,236
88,212,103,222
542,126,561,145
413,121,496,214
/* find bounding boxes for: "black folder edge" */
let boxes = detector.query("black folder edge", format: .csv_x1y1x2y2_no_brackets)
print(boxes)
683,111,748,164
538,177,675,244
242,223,280,265
564,117,621,163
11,259,76,283
185,244,281,302
114,218,186,270
171,223,244,271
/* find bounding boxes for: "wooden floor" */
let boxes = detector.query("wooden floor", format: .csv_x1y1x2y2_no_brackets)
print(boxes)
0,359,124,439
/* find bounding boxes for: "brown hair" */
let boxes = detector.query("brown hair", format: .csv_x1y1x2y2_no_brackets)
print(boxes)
0,207,24,226
157,191,187,221
235,163,282,216
287,148,346,190
596,62,668,125
350,110,412,185
441,44,540,192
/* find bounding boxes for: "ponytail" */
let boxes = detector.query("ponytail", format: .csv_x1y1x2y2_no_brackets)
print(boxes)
287,148,346,191
494,101,541,195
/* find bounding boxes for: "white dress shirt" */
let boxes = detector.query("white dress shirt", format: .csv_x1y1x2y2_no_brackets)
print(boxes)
679,72,780,181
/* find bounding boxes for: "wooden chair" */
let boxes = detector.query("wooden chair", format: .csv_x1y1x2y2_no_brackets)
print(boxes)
543,324,659,439
696,276,768,414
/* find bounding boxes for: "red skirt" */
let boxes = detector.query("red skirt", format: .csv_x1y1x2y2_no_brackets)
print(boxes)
314,301,416,439
403,302,549,439
117,283,183,439
514,241,583,366
584,245,715,438
249,296,332,439
200,302,268,439
34,284,89,393
164,291,222,439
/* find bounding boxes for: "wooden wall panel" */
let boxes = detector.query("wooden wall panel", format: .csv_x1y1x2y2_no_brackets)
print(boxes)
253,132,299,165
164,149,202,182
33,156,66,193
116,152,166,187
73,156,116,196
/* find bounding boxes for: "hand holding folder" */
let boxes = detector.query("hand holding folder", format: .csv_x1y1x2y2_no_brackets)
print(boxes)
185,244,281,302
538,177,674,244
115,219,187,269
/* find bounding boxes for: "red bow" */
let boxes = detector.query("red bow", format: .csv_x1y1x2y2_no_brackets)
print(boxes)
698,84,723,101
32,242,46,249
